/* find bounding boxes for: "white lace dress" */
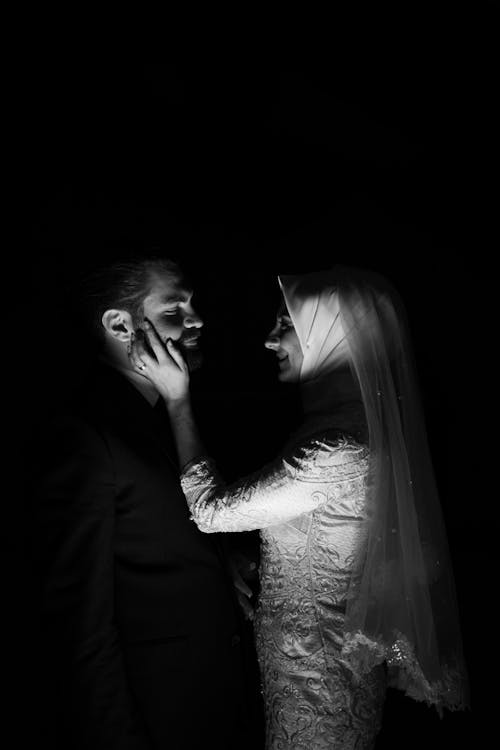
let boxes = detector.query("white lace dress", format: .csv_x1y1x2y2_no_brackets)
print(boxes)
180,427,386,749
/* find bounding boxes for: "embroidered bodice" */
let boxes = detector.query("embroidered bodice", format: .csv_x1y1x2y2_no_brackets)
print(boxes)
181,429,386,749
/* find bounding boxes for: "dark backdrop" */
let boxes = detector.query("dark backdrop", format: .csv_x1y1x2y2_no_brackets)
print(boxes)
11,16,494,746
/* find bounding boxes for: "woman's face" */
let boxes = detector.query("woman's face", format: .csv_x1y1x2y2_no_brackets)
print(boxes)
265,300,304,382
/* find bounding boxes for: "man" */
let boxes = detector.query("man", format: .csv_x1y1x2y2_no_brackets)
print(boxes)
28,256,253,749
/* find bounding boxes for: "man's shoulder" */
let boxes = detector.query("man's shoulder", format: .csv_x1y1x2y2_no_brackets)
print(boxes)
32,365,125,446
35,363,167,466
61,363,139,421
48,364,162,450
35,403,110,461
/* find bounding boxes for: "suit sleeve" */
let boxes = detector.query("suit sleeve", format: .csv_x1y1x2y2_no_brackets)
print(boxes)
29,415,151,749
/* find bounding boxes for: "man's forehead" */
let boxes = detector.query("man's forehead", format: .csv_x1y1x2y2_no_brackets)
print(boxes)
146,273,193,303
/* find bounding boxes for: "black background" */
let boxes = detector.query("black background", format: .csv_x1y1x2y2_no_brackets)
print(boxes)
12,9,495,746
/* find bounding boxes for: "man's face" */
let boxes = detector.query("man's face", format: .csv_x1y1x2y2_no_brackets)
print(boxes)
140,272,204,370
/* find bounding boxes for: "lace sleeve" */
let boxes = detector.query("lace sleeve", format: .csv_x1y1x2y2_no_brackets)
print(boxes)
180,435,369,533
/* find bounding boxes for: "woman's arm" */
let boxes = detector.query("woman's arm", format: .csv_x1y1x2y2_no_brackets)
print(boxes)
128,324,368,534
129,321,207,469
166,397,206,471
181,437,369,533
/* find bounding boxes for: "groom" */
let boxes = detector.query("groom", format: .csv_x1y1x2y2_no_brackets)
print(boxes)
28,257,254,749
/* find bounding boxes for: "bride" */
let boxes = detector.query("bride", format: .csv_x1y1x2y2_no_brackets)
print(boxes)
130,265,469,749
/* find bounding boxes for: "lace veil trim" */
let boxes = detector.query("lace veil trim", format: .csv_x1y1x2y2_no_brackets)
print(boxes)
341,630,468,715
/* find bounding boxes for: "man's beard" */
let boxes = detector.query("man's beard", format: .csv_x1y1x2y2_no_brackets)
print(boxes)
137,320,204,372
179,344,203,372
179,342,203,372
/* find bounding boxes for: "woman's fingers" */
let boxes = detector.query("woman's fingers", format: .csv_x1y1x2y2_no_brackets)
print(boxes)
143,320,168,363
128,325,188,388
128,333,155,374
142,321,186,372
166,339,188,371
127,329,190,401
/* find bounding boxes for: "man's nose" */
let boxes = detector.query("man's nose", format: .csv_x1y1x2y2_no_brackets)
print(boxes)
184,311,204,328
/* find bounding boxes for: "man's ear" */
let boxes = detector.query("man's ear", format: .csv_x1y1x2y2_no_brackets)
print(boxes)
101,309,134,342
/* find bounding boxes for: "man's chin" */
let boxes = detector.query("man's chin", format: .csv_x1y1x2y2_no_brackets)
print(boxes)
182,346,203,372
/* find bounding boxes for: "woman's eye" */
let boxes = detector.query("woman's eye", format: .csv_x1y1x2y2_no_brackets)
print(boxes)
163,309,179,317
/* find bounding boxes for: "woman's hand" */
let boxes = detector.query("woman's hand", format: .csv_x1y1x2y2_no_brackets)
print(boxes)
128,320,190,404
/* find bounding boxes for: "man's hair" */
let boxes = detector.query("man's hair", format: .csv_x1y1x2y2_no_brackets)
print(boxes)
78,256,182,342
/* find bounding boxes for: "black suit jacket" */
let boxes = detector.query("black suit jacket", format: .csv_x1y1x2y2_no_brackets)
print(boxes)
28,364,248,749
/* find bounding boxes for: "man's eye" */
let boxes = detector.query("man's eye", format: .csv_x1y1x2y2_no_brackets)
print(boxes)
163,309,179,316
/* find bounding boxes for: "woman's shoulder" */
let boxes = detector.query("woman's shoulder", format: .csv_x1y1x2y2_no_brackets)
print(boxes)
281,429,369,482
296,429,368,460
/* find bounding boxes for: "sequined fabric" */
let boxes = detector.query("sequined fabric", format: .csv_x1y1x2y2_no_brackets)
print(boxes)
181,431,386,749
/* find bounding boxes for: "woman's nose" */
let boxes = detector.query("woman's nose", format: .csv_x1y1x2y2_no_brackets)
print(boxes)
265,335,280,350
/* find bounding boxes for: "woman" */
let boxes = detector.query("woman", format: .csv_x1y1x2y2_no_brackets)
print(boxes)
130,266,469,749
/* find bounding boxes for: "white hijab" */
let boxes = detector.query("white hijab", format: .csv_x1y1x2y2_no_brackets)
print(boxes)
278,271,350,381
